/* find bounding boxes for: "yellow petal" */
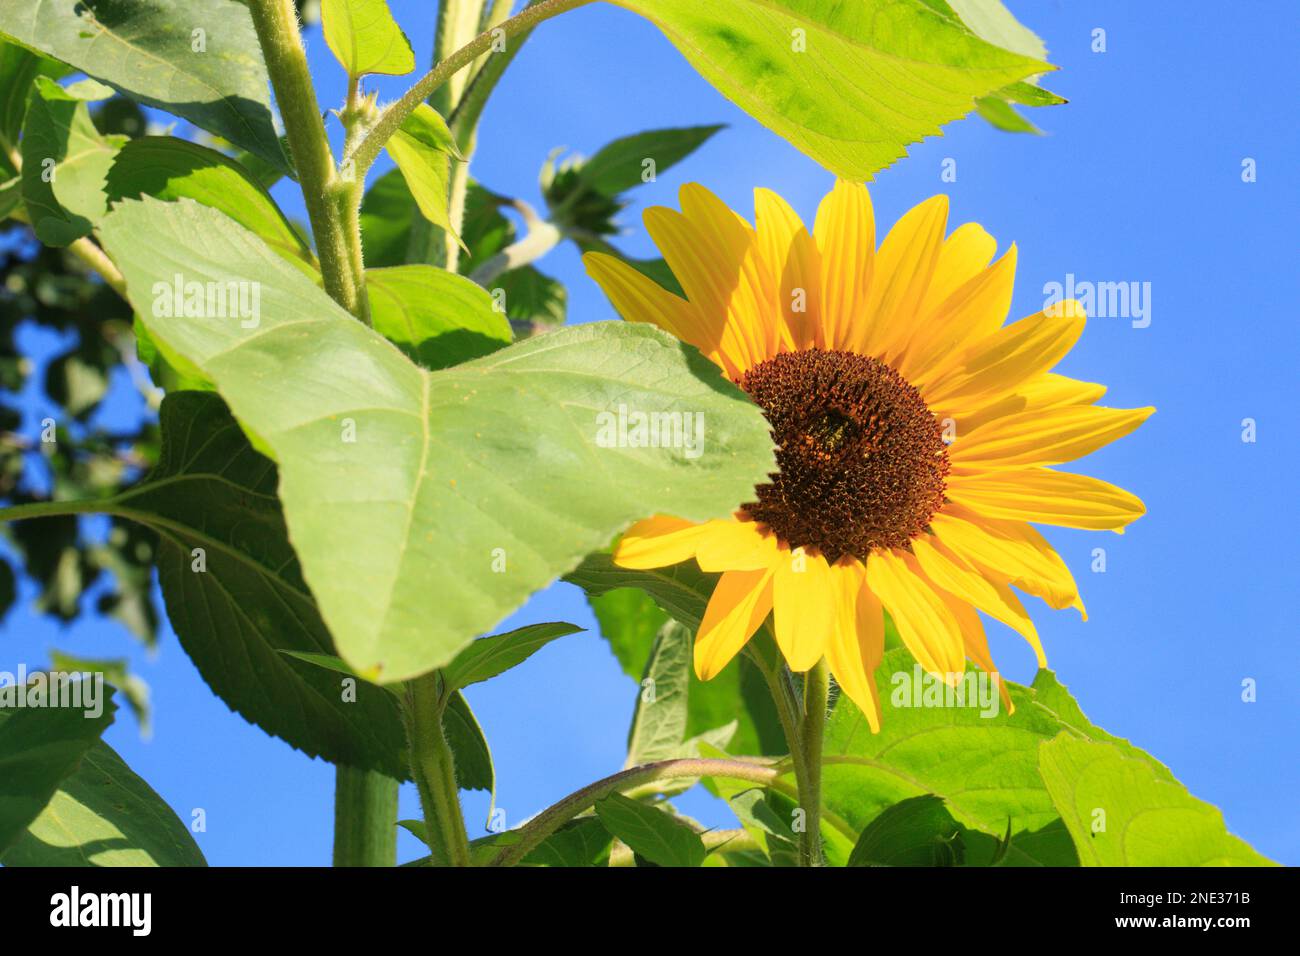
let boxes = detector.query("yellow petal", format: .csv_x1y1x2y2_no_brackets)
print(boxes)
695,519,778,572
950,404,1154,469
858,195,948,358
772,547,834,671
947,468,1147,532
918,223,997,317
932,504,1084,615
924,307,1086,413
911,535,1040,649
754,187,822,352
957,372,1107,435
896,244,1017,386
938,592,1014,714
865,549,965,679
614,515,707,569
695,567,775,680
583,251,701,346
813,180,874,350
824,563,884,731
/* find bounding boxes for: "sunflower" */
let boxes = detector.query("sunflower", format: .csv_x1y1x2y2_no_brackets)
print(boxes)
583,182,1152,730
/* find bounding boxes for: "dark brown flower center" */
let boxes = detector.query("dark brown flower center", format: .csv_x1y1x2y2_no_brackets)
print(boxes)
738,349,949,563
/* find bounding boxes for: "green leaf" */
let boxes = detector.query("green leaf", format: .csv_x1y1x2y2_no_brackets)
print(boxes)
442,690,492,794
21,75,125,246
0,37,67,176
975,95,1040,134
322,0,414,78
822,649,1077,866
575,125,723,197
569,554,788,756
609,0,1050,179
442,622,582,693
847,794,964,867
520,817,613,867
106,136,315,275
0,0,288,171
491,264,567,327
1038,735,1275,867
108,391,411,778
366,264,513,370
589,586,668,678
387,103,463,246
1,740,205,866
359,168,417,267
99,196,775,683
0,686,116,854
625,621,691,765
47,651,150,735
593,792,706,867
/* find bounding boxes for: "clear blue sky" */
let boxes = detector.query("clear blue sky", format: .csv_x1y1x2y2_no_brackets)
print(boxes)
4,1,1297,865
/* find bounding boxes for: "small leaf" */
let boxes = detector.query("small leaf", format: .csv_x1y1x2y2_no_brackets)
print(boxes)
624,620,691,765
47,651,151,735
521,817,613,867
322,0,414,78
0,0,288,170
387,103,463,246
366,264,512,369
594,792,706,867
575,124,723,197
847,795,965,867
1038,735,1276,867
21,75,124,246
442,690,493,795
442,622,582,693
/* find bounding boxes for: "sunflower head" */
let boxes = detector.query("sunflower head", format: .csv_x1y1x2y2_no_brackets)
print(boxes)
585,182,1152,730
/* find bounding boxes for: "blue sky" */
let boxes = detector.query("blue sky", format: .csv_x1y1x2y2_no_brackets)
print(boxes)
3,0,1297,865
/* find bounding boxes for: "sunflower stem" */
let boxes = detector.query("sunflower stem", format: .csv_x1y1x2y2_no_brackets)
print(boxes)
403,673,472,866
797,658,829,866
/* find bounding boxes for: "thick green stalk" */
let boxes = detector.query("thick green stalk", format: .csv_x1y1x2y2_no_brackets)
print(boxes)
332,768,399,866
798,659,830,866
404,673,472,867
247,0,364,319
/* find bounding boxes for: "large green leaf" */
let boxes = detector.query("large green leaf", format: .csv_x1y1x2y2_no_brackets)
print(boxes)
322,0,414,78
1,740,205,866
0,0,288,170
594,792,706,867
822,649,1078,866
1038,735,1275,867
0,37,67,178
106,136,314,275
21,76,124,245
98,196,775,683
610,0,1050,179
366,264,513,370
0,687,116,854
107,391,411,778
570,554,788,757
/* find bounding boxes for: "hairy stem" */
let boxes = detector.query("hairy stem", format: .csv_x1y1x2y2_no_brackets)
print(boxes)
487,757,781,867
247,0,364,319
351,0,593,176
404,674,472,867
332,767,399,866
